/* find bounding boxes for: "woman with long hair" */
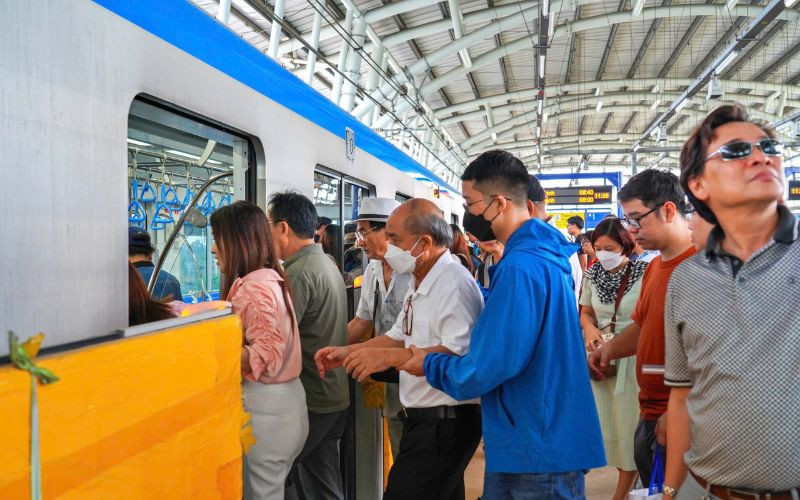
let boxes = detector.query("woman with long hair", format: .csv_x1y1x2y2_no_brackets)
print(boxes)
210,201,308,500
128,262,177,325
449,223,475,273
579,218,647,500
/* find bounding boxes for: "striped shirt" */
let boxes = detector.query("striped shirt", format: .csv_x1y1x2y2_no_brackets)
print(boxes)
664,205,800,490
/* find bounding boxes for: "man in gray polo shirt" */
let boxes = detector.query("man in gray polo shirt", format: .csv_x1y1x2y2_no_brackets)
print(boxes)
662,104,799,499
268,192,350,500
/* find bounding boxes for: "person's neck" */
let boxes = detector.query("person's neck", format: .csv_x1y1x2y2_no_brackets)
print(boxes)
413,247,446,286
494,210,531,245
129,255,151,264
283,238,316,260
716,201,780,261
657,222,694,261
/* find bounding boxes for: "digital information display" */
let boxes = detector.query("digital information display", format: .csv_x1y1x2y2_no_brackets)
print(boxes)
545,186,613,205
788,180,800,201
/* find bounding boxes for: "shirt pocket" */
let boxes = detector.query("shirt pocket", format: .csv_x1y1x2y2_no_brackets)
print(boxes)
410,318,436,348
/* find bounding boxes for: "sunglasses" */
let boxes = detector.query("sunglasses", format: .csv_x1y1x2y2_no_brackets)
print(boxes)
705,139,783,162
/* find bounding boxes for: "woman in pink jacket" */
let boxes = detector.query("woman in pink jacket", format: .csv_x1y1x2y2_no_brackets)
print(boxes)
210,201,308,500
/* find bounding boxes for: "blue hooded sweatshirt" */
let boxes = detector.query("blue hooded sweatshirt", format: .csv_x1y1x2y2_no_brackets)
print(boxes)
424,218,606,473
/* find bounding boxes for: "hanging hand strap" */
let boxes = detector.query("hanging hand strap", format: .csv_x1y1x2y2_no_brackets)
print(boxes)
609,265,633,333
8,331,59,500
139,181,157,203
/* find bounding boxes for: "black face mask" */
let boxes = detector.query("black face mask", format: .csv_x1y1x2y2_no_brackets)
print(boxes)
463,199,499,242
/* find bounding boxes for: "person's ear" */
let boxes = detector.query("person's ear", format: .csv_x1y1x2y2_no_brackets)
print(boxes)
663,202,677,223
495,195,510,212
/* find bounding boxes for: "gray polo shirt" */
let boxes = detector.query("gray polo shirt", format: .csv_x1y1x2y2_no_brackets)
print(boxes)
664,205,800,490
284,243,350,414
355,259,412,336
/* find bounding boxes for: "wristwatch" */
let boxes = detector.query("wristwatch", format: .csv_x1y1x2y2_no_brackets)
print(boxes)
662,485,678,498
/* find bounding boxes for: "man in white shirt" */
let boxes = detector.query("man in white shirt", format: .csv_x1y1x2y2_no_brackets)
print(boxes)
316,198,483,500
346,197,412,458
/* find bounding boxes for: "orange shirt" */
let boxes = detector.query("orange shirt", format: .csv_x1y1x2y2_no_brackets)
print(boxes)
631,246,696,420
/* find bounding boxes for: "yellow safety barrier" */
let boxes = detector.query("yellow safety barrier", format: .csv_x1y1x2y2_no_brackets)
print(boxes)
0,315,244,499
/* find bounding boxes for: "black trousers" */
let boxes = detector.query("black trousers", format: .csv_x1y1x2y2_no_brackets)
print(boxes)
383,409,482,500
633,417,666,489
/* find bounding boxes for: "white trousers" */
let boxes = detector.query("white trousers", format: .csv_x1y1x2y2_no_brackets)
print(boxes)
243,378,309,500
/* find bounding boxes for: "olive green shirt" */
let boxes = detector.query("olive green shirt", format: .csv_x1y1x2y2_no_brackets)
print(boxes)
284,243,350,414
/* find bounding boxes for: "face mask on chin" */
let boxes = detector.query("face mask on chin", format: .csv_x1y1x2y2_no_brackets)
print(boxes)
595,250,626,271
384,238,422,274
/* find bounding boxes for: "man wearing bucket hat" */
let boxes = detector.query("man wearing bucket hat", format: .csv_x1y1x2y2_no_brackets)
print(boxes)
345,197,412,458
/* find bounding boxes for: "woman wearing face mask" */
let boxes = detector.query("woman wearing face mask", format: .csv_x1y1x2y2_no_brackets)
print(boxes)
579,217,647,500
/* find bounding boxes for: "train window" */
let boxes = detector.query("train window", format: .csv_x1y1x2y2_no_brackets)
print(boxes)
127,97,255,306
395,192,411,203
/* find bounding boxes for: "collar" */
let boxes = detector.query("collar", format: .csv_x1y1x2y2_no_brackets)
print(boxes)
283,243,323,268
414,249,454,297
706,204,799,258
132,261,154,268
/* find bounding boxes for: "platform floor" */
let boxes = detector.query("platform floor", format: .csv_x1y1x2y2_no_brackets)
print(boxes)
463,444,618,499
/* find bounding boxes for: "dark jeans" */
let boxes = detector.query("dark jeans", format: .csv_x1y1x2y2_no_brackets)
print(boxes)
383,410,482,500
285,410,348,500
483,471,586,499
633,417,666,488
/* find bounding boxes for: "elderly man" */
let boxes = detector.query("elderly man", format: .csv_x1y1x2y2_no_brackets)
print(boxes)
316,198,483,500
346,196,412,458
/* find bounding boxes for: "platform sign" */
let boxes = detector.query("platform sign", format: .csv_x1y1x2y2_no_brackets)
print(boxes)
788,180,800,200
545,185,613,205
585,211,614,230
550,211,585,230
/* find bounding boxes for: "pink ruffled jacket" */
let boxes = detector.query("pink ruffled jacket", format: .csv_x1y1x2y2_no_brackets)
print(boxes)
228,268,302,384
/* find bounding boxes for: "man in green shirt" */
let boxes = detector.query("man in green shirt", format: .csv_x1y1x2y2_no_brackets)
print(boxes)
268,192,349,500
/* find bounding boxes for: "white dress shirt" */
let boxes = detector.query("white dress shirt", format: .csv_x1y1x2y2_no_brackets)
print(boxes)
385,249,484,408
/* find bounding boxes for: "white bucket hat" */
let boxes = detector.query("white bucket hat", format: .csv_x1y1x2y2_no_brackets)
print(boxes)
357,197,401,222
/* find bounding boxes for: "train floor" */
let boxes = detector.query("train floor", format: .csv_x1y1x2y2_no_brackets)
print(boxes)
463,443,618,499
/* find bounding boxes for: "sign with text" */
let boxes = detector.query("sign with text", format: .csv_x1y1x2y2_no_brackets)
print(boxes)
550,211,586,230
788,180,800,200
544,185,613,205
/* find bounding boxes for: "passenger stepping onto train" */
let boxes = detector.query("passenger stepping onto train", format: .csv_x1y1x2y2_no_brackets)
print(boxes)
316,198,484,500
209,201,308,500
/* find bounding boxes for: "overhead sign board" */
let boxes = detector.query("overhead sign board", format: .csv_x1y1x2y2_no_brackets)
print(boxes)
545,185,613,205
550,211,585,230
788,180,800,201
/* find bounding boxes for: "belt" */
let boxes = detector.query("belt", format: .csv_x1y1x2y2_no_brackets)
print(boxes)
403,404,481,419
691,472,799,500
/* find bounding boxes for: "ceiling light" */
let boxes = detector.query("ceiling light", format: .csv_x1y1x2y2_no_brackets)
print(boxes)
707,76,724,100
536,126,541,136
538,100,544,113
539,54,546,76
596,101,603,112
491,132,498,142
785,0,798,7
166,149,222,165
542,112,549,123
715,51,739,74
548,16,555,38
632,0,645,16
633,143,641,152
542,0,549,16
595,88,603,97
127,138,152,147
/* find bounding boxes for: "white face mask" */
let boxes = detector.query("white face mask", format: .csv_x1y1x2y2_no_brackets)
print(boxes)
384,238,422,274
595,250,626,271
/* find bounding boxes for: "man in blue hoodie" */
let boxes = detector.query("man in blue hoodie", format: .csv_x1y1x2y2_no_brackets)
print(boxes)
401,150,605,499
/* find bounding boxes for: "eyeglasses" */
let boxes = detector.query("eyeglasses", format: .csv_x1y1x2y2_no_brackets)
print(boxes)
355,226,377,242
402,295,413,337
462,195,511,213
620,204,663,230
705,139,783,162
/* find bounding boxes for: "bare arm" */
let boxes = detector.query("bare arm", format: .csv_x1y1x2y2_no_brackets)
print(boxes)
315,334,403,378
347,317,374,345
664,387,691,498
587,321,640,379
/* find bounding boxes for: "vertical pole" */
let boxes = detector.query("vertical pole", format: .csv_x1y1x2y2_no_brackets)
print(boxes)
341,15,367,112
268,0,287,60
305,2,324,85
362,44,385,125
216,0,232,24
332,8,355,106
631,151,638,176
369,50,390,126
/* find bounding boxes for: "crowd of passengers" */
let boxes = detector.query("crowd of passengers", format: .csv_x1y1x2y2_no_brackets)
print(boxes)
128,104,798,500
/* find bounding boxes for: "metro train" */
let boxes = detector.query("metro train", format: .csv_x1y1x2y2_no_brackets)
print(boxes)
0,0,463,497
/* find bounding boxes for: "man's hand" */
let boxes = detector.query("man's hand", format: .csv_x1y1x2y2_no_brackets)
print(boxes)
656,412,667,446
315,345,351,379
343,348,411,383
398,344,428,376
587,343,613,380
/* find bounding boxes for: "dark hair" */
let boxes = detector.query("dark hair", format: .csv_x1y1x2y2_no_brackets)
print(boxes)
129,246,154,257
680,104,776,224
343,221,357,233
590,218,636,256
268,191,318,239
321,224,342,266
618,169,689,217
367,221,386,231
527,174,546,202
209,201,293,323
449,224,475,273
316,216,332,229
129,262,175,326
461,150,529,206
567,216,584,229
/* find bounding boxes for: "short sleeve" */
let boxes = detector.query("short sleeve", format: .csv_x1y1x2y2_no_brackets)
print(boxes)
579,278,594,307
436,279,484,356
287,270,312,323
384,287,411,342
664,279,692,387
355,265,376,321
630,265,651,326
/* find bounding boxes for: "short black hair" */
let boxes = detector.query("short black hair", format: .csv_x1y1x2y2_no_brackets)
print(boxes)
268,191,318,239
461,150,529,206
527,174,546,203
618,169,689,216
343,222,357,233
567,216,584,229
368,221,386,231
316,216,332,229
680,104,775,224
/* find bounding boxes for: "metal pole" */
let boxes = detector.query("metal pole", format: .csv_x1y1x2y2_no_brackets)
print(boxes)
342,15,367,111
268,0,287,60
332,8,355,106
631,151,638,176
305,2,324,85
216,0,232,24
